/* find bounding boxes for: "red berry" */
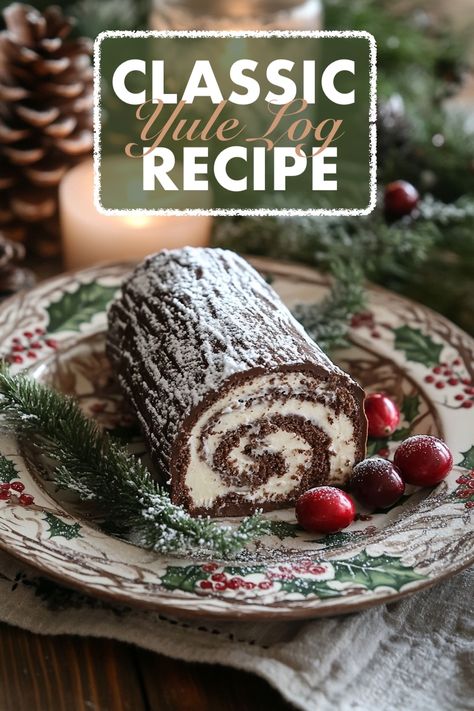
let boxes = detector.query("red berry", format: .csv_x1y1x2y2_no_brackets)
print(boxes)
202,563,218,573
27,351,37,359
23,331,33,339
433,366,442,374
30,342,42,349
350,459,405,509
296,486,355,534
10,481,25,493
35,328,45,335
466,501,474,509
364,393,400,438
258,581,272,590
227,578,241,590
0,483,11,491
424,375,435,383
452,358,461,366
12,344,24,352
435,381,445,389
455,394,465,401
384,180,419,217
0,491,10,500
199,580,213,589
9,355,23,364
211,573,226,582
393,435,453,486
45,339,58,349
447,378,458,386
462,401,473,409
18,494,34,506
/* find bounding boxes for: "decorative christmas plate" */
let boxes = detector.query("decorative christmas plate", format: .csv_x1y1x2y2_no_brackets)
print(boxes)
0,258,473,620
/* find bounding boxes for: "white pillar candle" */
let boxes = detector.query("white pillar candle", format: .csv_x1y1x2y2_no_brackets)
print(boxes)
59,159,213,271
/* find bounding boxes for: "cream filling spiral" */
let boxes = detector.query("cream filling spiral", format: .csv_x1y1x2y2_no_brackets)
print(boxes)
184,371,357,511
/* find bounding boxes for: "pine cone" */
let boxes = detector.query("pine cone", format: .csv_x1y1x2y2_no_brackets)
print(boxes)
0,3,93,257
0,232,35,297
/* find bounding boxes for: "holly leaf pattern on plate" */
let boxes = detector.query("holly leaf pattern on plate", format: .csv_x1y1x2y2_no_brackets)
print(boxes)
161,551,425,599
401,394,420,423
47,282,118,334
0,455,19,483
393,326,443,367
459,446,474,470
268,520,300,539
161,564,208,593
333,550,424,590
44,513,82,541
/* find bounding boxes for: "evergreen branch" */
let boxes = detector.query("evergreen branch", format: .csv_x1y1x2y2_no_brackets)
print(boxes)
0,364,270,558
292,260,366,352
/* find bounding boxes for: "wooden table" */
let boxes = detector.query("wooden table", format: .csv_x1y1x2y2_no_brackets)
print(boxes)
0,622,291,710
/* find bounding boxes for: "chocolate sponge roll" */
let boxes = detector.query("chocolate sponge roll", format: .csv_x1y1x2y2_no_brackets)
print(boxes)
107,248,367,517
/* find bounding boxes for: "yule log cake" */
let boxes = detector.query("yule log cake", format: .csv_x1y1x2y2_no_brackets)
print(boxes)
107,248,367,516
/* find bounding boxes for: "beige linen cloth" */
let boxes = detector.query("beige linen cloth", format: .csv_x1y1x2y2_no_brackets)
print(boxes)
0,552,471,710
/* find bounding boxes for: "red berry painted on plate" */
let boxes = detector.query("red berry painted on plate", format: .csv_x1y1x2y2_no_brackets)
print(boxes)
10,481,25,493
18,493,34,506
350,458,405,509
364,393,400,438
384,180,420,217
393,435,453,486
296,486,355,534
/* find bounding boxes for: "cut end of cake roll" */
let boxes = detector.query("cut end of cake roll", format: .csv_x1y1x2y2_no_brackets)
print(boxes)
107,247,367,518
172,365,366,516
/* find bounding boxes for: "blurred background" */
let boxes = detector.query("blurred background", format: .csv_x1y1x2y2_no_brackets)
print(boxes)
0,0,473,343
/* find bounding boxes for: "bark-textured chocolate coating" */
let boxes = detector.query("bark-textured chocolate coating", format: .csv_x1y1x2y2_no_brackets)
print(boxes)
107,248,366,516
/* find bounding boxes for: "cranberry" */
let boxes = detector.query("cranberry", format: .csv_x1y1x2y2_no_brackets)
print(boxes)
350,458,405,509
296,486,355,534
384,180,419,217
393,435,453,486
364,393,400,438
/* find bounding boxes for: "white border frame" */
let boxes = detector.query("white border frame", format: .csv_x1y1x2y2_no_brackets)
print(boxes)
93,30,377,217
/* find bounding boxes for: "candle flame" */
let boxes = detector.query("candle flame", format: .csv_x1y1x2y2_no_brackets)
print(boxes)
121,214,154,228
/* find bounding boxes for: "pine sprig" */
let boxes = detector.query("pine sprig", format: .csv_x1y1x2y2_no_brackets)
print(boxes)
0,364,270,557
292,260,366,352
